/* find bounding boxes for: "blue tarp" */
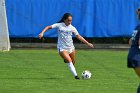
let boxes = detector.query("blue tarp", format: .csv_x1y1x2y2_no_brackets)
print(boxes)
5,0,140,37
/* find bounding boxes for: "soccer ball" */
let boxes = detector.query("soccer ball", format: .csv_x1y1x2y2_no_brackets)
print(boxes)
81,70,92,79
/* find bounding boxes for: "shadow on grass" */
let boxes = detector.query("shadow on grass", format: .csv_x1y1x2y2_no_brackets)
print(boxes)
0,77,60,80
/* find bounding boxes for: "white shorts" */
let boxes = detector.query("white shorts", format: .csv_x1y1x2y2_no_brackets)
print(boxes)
58,47,75,54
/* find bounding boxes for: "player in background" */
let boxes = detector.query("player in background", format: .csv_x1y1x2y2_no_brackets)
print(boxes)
127,8,140,93
39,13,94,79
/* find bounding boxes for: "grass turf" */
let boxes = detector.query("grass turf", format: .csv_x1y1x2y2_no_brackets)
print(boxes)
0,49,139,93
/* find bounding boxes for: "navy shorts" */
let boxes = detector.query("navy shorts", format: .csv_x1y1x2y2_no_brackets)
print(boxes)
127,47,140,68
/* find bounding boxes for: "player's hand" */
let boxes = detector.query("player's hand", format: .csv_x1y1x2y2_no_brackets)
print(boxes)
88,43,94,48
38,33,43,39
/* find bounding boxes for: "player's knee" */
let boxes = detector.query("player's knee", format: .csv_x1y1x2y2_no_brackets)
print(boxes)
72,61,75,64
64,58,72,63
134,68,140,77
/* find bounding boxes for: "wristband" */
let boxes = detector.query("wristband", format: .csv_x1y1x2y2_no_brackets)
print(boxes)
139,46,140,49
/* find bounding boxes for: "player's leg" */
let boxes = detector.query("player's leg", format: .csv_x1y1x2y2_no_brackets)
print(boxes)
59,50,72,62
59,50,79,79
137,84,140,93
68,50,79,79
69,50,76,65
134,67,140,77
134,68,140,93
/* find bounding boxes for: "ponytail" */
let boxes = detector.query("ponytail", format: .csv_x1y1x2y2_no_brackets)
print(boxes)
57,13,72,23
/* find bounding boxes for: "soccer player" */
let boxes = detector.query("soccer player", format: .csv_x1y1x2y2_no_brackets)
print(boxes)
39,13,94,79
127,8,140,93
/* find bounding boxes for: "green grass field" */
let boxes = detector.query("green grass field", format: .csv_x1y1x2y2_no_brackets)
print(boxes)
0,49,139,93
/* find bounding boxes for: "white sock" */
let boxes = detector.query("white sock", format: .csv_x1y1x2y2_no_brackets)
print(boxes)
68,62,77,77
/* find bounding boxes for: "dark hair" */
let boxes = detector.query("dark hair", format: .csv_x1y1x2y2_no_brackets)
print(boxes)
57,13,72,23
137,8,140,20
137,8,140,12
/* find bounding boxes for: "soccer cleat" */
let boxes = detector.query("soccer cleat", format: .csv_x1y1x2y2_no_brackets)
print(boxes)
75,76,80,79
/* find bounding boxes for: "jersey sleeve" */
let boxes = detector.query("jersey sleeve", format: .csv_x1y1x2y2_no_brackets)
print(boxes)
51,23,59,28
72,27,79,35
135,25,140,38
138,31,140,38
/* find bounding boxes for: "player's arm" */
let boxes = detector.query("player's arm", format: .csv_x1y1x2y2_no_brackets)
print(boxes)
139,38,140,49
39,26,52,39
138,31,140,49
76,34,94,48
128,38,132,46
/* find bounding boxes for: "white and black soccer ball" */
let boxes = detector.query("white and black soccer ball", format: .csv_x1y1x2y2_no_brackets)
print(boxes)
81,70,92,79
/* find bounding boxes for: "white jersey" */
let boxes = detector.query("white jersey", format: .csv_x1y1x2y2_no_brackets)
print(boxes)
51,22,79,49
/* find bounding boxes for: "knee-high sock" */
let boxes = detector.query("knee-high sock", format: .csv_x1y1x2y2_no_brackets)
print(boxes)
68,62,77,76
137,84,140,93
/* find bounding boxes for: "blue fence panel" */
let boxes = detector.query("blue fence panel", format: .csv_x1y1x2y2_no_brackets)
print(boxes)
5,0,140,37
